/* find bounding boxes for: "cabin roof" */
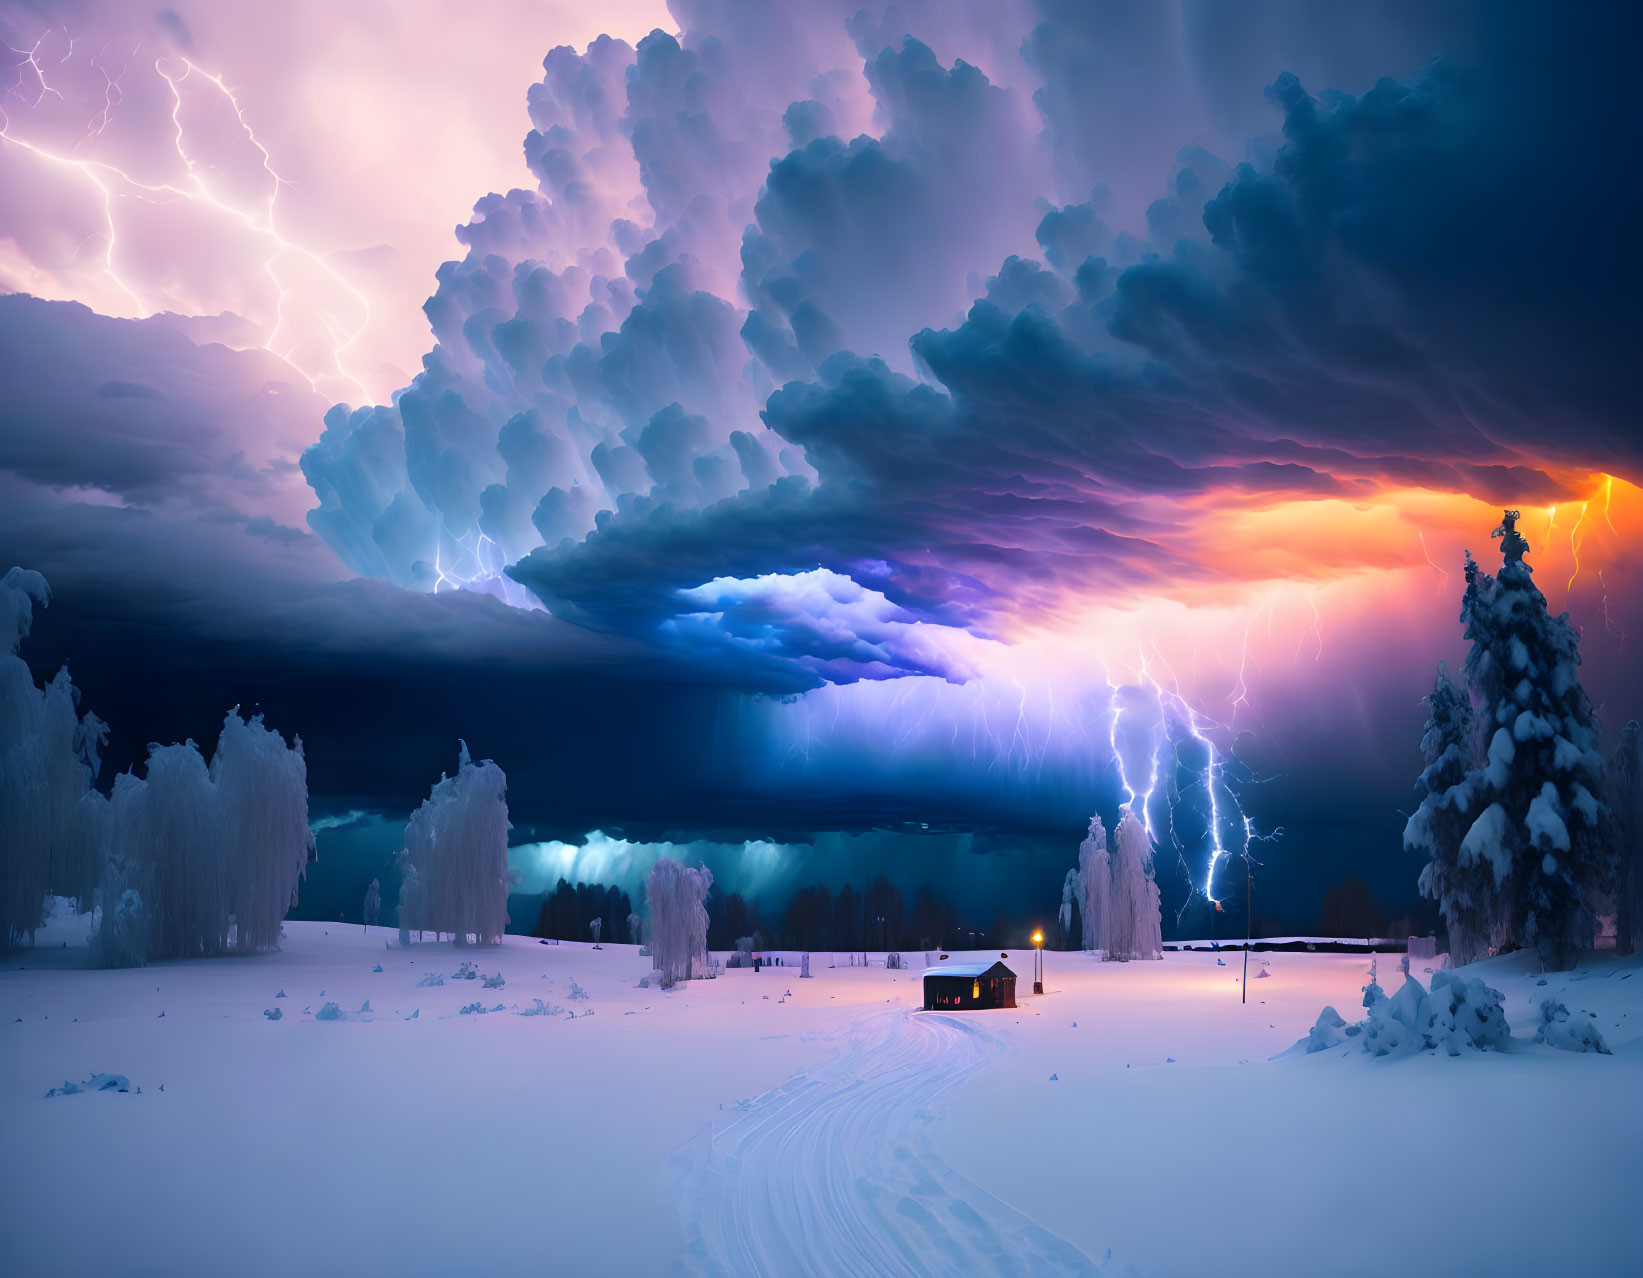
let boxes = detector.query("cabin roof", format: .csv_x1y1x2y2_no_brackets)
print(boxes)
921,961,1015,980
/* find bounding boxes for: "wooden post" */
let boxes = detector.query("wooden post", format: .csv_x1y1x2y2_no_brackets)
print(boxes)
1242,854,1252,1004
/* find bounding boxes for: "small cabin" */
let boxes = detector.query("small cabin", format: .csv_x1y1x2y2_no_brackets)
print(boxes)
922,961,1016,1011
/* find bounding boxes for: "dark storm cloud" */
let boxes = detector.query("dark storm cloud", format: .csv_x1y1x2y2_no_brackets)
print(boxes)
506,2,1641,669
0,295,328,512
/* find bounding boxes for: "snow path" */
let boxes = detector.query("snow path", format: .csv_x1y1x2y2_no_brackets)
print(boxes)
669,1007,1108,1278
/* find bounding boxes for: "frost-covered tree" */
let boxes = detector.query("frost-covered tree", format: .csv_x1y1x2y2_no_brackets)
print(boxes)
1,567,108,946
1607,721,1642,955
648,857,712,987
1409,661,1494,961
1057,867,1080,949
1077,814,1111,955
363,879,381,932
1073,808,1161,961
399,743,511,946
1442,512,1614,969
1107,808,1163,961
210,710,314,954
104,709,313,960
397,862,425,946
95,856,147,969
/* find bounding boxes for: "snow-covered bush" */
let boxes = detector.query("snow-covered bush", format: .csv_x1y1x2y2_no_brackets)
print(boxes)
1,567,108,946
1531,998,1610,1051
1534,999,1611,1054
1291,970,1508,1057
648,857,712,987
398,743,510,946
1422,971,1511,1054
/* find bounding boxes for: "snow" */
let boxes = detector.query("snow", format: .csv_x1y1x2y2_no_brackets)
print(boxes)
3,921,1640,1277
1459,802,1513,884
1526,781,1571,851
921,963,1005,978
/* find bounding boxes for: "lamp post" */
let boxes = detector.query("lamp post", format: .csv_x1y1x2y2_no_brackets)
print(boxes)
1031,929,1044,994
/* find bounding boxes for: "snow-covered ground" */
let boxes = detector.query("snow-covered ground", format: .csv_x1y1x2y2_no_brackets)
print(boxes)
3,918,1639,1277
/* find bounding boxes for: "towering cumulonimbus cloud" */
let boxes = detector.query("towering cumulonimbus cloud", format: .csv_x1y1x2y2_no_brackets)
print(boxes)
302,2,1641,692
286,1,1643,911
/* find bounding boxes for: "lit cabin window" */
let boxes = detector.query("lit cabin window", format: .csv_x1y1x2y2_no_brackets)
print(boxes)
972,979,980,999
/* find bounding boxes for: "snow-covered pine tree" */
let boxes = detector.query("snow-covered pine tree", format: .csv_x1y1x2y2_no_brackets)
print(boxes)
1410,661,1495,962
1108,808,1163,961
399,743,511,946
1077,814,1111,956
648,857,712,986
1449,510,1614,969
1606,720,1642,955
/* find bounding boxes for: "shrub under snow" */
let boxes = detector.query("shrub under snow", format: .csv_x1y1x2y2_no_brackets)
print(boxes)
1291,969,1509,1058
1534,999,1611,1054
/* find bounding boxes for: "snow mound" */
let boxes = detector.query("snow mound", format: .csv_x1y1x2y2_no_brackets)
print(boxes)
46,1073,130,1097
1535,999,1612,1054
415,972,445,987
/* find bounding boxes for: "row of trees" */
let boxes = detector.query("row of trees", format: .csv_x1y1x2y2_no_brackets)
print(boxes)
3,565,518,964
533,879,635,945
3,568,315,966
1408,512,1641,969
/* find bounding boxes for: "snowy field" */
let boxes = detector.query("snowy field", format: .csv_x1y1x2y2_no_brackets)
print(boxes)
3,917,1640,1278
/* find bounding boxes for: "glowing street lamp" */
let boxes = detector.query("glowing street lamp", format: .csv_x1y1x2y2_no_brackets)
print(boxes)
1031,929,1044,994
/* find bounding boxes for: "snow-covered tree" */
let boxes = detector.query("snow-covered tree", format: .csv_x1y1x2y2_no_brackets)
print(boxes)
363,879,381,931
1073,808,1162,961
95,856,147,969
397,862,425,946
1076,814,1110,956
1441,511,1614,969
1410,661,1494,962
1057,867,1080,948
210,710,314,954
648,857,712,987
1107,808,1163,961
1,567,108,946
1607,721,1642,955
399,743,511,946
103,709,313,961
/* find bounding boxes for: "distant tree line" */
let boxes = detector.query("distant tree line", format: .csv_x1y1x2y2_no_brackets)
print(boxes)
532,878,634,945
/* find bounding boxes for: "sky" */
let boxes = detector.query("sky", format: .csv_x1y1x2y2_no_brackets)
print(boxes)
3,1,1640,937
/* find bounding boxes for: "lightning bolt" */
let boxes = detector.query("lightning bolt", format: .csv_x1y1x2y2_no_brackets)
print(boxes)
1566,501,1590,599
0,32,373,401
1417,530,1449,596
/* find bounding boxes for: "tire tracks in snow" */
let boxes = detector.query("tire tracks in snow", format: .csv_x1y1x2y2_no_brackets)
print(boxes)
669,1007,1110,1277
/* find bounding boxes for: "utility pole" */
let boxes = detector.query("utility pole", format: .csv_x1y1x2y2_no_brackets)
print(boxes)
1242,853,1252,1004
